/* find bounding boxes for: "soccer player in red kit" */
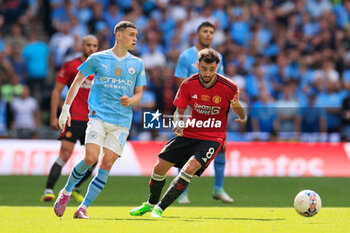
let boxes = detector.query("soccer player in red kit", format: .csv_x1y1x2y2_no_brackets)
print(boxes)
130,48,247,218
40,35,98,202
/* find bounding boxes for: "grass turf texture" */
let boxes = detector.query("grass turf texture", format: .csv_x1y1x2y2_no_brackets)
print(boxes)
1,207,349,233
0,176,349,206
0,176,349,232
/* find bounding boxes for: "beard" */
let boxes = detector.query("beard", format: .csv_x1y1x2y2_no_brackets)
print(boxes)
83,51,93,58
199,74,215,84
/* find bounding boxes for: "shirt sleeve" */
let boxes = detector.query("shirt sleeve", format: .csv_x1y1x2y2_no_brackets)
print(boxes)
228,80,240,104
174,53,189,79
136,60,147,87
56,62,70,85
230,88,240,104
78,55,96,78
173,82,190,108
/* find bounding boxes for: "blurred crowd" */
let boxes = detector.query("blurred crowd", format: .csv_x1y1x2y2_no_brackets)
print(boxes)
1,0,350,142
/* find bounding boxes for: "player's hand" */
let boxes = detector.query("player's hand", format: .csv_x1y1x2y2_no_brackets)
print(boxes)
50,117,60,130
120,95,131,107
235,115,247,124
58,104,71,131
173,127,183,136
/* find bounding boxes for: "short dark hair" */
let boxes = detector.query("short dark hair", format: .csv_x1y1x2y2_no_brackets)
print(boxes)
114,21,137,34
197,21,215,33
198,48,220,64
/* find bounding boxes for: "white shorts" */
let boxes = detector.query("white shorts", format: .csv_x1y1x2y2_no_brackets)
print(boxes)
85,118,129,156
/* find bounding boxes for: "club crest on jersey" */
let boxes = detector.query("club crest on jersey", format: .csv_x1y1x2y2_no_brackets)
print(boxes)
201,95,210,102
88,131,98,139
212,95,222,104
128,67,135,74
115,68,122,77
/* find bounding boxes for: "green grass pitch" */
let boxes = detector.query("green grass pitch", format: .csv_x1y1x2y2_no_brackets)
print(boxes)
0,176,350,232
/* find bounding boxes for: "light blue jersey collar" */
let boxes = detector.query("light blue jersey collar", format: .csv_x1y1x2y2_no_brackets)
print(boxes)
108,49,130,61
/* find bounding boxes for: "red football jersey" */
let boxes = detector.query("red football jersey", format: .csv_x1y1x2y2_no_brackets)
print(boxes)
56,57,94,121
173,74,239,143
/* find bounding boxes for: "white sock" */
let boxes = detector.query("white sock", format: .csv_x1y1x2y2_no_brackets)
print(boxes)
62,189,72,196
56,157,66,166
78,204,88,210
146,202,155,207
154,205,163,212
44,189,53,194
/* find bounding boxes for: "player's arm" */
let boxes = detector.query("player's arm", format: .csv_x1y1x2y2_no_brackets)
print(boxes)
121,60,146,107
231,100,247,124
63,72,86,106
175,76,184,88
120,86,144,107
58,72,86,130
172,79,190,136
174,53,188,88
173,107,186,136
50,82,65,130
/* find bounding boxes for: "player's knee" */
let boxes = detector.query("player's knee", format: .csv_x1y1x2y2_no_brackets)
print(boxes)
100,154,118,170
100,160,114,170
153,165,165,176
83,157,97,166
182,157,201,175
83,153,98,166
153,160,169,176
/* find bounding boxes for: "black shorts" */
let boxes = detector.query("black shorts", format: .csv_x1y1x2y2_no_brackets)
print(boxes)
59,120,87,145
158,136,222,176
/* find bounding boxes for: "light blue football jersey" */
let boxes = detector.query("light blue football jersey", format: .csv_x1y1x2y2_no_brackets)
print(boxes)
78,49,146,129
174,46,224,79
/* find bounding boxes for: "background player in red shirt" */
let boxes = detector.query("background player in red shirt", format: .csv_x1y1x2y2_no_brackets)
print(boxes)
130,48,247,218
40,35,98,202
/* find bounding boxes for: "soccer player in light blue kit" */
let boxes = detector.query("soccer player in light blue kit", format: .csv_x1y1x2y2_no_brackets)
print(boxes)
54,21,146,219
174,21,233,204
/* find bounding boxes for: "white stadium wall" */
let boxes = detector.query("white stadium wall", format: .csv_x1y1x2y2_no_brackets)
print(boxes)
0,139,350,177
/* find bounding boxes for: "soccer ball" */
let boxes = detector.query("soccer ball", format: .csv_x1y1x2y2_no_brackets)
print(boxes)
294,190,322,217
